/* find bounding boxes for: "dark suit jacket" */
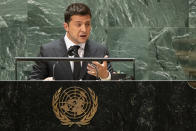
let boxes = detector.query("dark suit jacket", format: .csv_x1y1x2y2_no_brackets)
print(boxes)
29,37,112,80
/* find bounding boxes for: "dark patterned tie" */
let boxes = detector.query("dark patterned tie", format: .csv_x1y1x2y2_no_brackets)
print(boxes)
68,45,81,80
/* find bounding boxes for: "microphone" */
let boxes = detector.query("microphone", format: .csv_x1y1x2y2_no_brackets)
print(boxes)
52,48,62,80
68,45,80,57
52,61,59,80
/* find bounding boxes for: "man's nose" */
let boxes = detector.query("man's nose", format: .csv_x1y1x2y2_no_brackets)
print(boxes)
81,24,87,32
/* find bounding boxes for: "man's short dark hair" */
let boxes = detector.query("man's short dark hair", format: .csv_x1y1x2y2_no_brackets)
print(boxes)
64,3,91,23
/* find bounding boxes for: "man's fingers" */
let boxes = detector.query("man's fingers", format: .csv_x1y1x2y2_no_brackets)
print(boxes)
104,55,108,58
103,60,107,67
87,64,98,77
87,71,97,77
87,64,96,70
92,61,101,67
92,58,108,68
87,64,96,72
87,55,109,78
103,55,108,67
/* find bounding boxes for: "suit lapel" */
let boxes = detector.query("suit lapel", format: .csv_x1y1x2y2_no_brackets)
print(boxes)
54,37,73,79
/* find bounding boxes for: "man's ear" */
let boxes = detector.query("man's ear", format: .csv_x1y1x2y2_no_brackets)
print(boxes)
64,22,69,32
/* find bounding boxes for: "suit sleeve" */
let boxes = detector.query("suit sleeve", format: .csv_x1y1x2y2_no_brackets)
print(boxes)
28,46,49,80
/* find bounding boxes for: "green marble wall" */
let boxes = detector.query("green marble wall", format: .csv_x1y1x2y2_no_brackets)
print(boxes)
0,0,195,80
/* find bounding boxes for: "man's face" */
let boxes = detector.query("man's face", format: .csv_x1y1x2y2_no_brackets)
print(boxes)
64,15,91,44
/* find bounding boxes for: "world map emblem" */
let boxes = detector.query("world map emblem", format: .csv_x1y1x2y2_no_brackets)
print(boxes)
52,86,98,127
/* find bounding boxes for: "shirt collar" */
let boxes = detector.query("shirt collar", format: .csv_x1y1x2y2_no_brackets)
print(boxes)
64,33,85,50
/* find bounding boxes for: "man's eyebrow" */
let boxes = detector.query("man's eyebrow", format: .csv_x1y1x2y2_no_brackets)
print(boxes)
74,21,90,23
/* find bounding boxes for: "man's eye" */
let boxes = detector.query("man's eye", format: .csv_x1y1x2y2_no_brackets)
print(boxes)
76,23,81,27
85,23,90,26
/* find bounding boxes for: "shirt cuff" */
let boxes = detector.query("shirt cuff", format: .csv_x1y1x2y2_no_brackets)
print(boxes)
100,71,111,81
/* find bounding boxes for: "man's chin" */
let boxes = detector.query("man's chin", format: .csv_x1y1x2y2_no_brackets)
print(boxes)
78,38,88,43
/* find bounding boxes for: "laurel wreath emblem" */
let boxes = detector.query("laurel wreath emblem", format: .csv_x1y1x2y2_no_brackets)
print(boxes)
52,87,98,127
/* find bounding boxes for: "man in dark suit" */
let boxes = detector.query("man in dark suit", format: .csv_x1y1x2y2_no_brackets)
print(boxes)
29,3,112,80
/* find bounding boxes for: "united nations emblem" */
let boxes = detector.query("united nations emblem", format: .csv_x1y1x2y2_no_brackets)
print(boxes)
52,86,98,127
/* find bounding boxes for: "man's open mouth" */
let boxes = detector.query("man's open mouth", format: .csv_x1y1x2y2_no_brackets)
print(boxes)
80,34,87,38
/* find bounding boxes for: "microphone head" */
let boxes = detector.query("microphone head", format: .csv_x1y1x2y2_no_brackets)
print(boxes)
68,45,80,56
67,46,75,56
